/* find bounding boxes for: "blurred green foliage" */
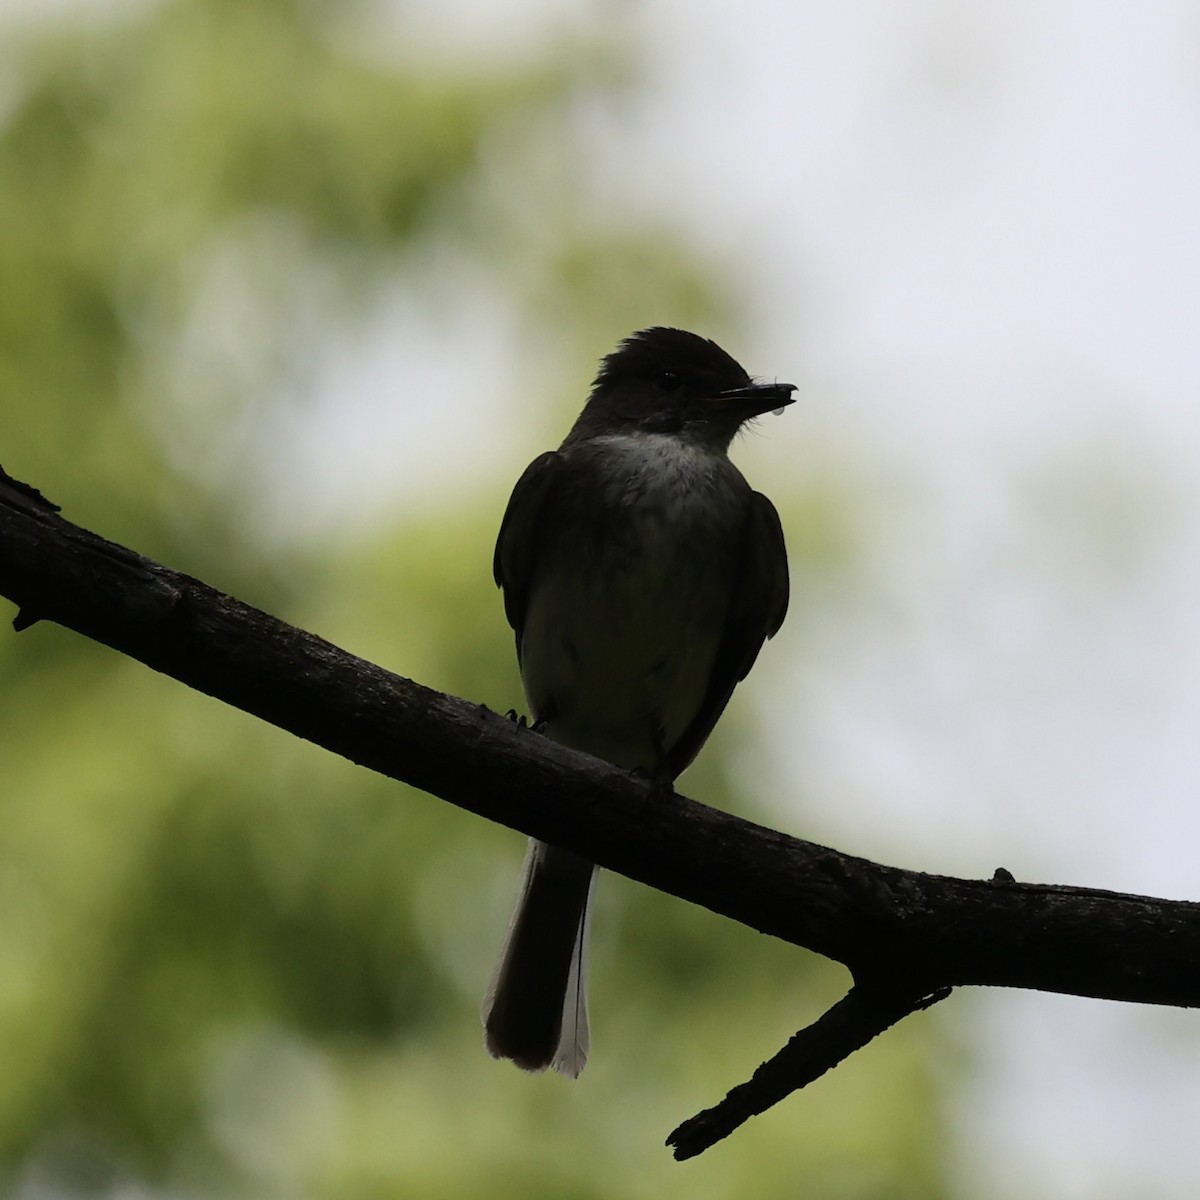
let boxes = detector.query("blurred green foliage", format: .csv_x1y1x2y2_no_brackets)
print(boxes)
0,1,950,1196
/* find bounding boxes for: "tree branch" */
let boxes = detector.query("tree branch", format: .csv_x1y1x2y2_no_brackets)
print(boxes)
667,984,952,1159
2,465,1199,1155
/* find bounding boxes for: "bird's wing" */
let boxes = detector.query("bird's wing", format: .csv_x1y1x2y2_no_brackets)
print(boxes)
493,450,564,638
663,489,789,778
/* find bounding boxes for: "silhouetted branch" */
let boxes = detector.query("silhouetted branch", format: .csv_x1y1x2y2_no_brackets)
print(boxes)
667,984,952,1159
2,465,1199,1156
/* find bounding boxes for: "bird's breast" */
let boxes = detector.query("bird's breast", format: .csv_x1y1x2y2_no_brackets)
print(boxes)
518,434,748,769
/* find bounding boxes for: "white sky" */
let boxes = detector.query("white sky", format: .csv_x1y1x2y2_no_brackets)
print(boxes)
630,5,1200,1195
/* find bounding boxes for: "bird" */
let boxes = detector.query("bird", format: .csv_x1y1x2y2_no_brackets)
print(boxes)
482,326,794,1077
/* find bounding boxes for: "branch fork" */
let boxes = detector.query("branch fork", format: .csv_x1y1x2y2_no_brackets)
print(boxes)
2,465,1199,1157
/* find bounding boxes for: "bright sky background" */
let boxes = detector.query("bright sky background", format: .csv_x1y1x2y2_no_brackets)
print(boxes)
646,5,1200,1195
9,0,1199,1194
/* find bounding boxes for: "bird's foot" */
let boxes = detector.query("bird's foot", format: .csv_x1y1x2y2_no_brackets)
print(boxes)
503,709,548,735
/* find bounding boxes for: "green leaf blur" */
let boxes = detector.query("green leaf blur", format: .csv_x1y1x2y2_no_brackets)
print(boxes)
0,2,950,1196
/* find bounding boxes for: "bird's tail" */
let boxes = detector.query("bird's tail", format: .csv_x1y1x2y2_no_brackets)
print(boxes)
482,840,596,1077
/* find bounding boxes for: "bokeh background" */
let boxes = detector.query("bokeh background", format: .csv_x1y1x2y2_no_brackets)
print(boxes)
2,0,1199,1196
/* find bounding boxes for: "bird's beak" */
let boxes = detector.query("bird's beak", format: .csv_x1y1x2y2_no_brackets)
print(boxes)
716,381,797,418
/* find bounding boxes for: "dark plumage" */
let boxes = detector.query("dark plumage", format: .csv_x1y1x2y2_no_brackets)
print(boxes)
483,328,794,1075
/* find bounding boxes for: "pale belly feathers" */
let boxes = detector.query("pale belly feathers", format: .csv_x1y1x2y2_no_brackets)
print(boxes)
517,433,747,770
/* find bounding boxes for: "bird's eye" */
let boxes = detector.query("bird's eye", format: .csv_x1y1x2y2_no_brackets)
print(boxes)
654,370,682,391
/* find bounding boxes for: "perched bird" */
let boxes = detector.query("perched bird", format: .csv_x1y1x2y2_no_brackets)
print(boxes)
482,327,794,1076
